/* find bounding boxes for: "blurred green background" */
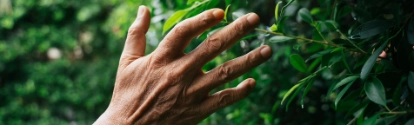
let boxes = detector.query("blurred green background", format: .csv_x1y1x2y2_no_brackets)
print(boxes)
1,0,413,124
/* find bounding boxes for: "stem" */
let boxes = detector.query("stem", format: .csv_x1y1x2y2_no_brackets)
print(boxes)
330,22,367,54
380,110,414,115
254,28,366,54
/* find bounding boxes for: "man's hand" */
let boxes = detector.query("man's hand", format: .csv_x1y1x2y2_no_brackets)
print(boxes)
94,5,272,125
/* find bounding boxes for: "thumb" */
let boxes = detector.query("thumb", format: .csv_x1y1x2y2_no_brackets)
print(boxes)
122,5,150,61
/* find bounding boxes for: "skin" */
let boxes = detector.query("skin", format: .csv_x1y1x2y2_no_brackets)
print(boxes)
94,6,272,125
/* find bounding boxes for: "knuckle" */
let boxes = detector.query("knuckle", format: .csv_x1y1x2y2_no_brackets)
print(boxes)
173,22,189,35
127,24,142,36
205,36,225,53
243,53,257,66
217,91,234,107
216,64,233,82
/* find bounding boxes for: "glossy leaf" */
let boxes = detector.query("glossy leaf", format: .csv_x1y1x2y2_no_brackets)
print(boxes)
269,36,294,43
409,71,414,92
224,4,231,22
298,8,313,24
361,114,379,125
405,118,414,125
335,80,354,108
364,77,387,106
350,20,390,39
279,0,295,18
162,10,189,34
408,19,414,45
275,1,282,21
290,54,308,73
301,78,314,108
281,83,302,105
286,83,305,111
360,41,388,80
333,75,359,90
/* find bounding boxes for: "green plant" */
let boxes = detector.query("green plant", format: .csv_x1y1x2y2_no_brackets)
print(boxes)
165,0,414,124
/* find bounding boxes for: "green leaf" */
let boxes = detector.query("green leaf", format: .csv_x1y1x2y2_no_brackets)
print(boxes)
301,78,314,108
360,41,388,80
275,1,282,21
224,4,231,22
290,54,308,73
286,83,305,111
409,71,414,93
335,80,354,108
306,48,334,62
333,75,359,90
162,10,190,35
269,24,277,31
279,0,295,18
298,8,313,24
269,36,294,43
276,16,288,33
408,19,414,45
405,118,414,125
350,20,390,39
364,77,387,106
281,83,302,105
361,114,379,125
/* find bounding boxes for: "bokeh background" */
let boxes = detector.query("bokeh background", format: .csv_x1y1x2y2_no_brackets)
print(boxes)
1,0,413,124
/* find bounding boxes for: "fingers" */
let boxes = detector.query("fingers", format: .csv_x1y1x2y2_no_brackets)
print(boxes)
121,6,150,62
186,13,260,67
197,78,256,113
154,9,224,58
188,46,272,94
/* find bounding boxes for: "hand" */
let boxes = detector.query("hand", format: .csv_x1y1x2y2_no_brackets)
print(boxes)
94,5,272,125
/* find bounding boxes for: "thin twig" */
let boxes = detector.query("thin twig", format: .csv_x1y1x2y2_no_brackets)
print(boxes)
330,22,367,54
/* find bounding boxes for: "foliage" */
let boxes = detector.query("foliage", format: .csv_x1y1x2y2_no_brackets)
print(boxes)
1,0,414,124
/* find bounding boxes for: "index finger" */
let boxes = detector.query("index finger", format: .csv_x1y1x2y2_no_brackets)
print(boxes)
154,9,224,58
185,13,260,67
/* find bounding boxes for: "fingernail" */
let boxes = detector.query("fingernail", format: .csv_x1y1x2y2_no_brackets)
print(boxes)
260,46,272,58
138,5,145,18
212,9,224,20
246,13,259,24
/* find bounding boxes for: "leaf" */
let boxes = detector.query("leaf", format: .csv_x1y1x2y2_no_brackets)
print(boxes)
285,84,305,111
298,8,313,24
279,0,295,18
306,48,334,62
268,36,294,43
335,80,354,108
269,24,277,31
162,10,189,34
361,114,379,125
360,41,388,80
275,1,282,21
301,78,314,108
333,75,359,90
281,83,302,105
409,71,414,93
408,19,414,45
364,77,387,106
349,20,390,39
290,54,308,73
405,118,414,125
224,4,231,22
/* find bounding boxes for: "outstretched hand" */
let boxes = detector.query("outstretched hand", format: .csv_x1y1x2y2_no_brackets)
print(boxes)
94,5,272,125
